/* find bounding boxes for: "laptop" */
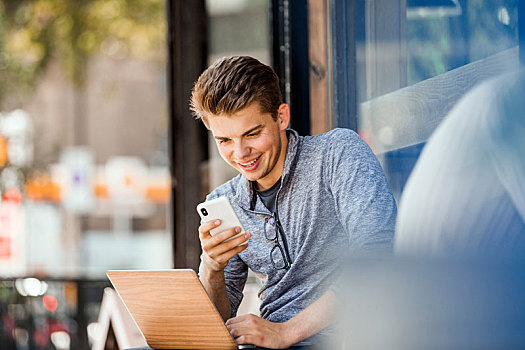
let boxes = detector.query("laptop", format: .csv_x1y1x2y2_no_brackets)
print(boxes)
106,269,254,350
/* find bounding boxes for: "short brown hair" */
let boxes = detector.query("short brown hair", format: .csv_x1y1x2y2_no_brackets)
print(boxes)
190,56,282,122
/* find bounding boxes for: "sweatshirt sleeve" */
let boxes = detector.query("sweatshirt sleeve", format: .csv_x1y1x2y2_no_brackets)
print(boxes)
325,129,397,252
223,254,249,318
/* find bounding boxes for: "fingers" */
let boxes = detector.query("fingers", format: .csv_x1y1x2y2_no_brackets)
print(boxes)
198,219,221,240
199,220,250,252
206,241,249,267
204,230,250,255
226,314,253,326
199,220,251,270
226,315,270,346
198,220,248,247
233,335,257,346
226,316,253,342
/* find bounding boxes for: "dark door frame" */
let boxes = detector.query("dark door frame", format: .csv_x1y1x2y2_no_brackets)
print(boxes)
167,0,208,270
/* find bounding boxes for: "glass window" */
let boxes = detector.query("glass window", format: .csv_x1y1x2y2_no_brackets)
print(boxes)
407,0,519,84
0,0,170,347
329,0,521,202
0,0,171,279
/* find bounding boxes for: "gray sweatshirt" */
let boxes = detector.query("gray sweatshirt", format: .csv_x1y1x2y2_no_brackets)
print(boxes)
201,128,397,323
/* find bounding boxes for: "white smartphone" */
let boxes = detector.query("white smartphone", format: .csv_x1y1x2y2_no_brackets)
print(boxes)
197,196,246,243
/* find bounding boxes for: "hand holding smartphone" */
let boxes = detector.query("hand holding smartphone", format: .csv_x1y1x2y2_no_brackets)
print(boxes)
197,196,247,244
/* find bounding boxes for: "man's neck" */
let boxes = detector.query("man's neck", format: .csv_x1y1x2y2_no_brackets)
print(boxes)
255,132,288,190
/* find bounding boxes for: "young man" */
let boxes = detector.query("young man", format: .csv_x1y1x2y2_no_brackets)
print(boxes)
191,56,396,349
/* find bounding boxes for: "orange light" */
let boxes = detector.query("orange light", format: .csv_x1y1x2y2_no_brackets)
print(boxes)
145,186,171,204
124,176,133,186
24,174,61,202
64,282,77,309
0,135,7,167
43,295,58,312
93,183,109,198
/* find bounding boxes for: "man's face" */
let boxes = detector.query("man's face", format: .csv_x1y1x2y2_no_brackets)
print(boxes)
205,102,290,190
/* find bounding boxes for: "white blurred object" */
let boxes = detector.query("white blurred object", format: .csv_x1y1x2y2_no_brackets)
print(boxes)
105,156,147,206
50,331,71,350
58,146,95,214
0,167,22,192
0,109,34,166
406,0,461,18
14,277,48,297
105,157,150,234
206,0,248,15
0,196,26,276
498,6,511,26
91,287,147,350
25,201,64,273
87,322,101,347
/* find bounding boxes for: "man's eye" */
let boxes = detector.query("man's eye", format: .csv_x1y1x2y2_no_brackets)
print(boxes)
247,132,259,137
218,139,230,144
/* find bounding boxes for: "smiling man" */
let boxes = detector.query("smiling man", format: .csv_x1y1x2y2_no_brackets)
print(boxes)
190,56,397,349
208,102,288,190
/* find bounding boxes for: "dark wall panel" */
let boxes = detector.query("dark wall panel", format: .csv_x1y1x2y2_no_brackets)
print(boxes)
167,0,208,270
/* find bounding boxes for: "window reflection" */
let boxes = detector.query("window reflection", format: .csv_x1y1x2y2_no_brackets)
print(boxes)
407,0,518,84
347,0,520,202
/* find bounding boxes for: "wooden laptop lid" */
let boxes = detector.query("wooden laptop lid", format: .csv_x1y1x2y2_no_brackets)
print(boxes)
106,269,237,350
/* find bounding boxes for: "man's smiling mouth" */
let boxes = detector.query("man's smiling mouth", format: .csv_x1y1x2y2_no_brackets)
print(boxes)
239,156,261,168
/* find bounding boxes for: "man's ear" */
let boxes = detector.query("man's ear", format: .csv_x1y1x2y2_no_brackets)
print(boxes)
277,104,290,130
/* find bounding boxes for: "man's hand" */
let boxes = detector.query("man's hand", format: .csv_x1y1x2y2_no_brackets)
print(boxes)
226,290,338,348
226,314,293,349
199,219,251,272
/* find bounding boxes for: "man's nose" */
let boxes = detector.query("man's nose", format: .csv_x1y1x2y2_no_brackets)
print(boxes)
233,140,250,159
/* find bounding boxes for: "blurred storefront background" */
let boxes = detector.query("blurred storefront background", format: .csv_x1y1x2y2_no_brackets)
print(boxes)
0,0,172,279
0,0,270,348
0,0,171,348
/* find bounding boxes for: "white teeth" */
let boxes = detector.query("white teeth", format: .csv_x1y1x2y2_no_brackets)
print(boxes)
240,157,258,167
